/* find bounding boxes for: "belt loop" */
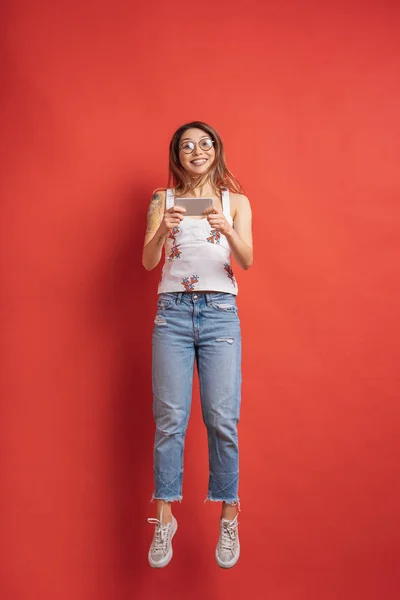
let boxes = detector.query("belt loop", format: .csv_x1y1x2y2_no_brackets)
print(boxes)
205,293,211,305
177,292,183,304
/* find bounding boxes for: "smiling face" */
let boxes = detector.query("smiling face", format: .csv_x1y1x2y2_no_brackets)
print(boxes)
178,128,216,177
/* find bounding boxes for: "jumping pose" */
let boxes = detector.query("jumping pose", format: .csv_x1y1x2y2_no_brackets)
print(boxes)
142,121,253,568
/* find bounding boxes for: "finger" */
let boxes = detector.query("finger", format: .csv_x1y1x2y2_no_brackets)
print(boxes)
208,216,223,225
210,223,225,231
203,206,219,215
170,205,186,214
166,211,185,220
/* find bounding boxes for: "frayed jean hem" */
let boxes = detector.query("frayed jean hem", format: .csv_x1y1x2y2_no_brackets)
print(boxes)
151,494,183,503
204,496,241,509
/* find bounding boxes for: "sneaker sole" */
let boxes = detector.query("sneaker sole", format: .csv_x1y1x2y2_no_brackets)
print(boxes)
148,518,178,569
215,542,240,569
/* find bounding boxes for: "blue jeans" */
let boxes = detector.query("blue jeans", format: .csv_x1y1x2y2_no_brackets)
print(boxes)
152,292,242,503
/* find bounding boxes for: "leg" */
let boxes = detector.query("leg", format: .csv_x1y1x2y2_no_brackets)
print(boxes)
152,294,195,514
148,294,194,568
197,294,242,508
221,501,239,520
197,294,242,568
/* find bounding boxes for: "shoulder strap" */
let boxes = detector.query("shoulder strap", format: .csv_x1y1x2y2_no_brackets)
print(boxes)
221,188,231,219
166,188,174,210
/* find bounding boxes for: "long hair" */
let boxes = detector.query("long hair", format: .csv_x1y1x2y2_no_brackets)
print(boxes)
167,121,244,196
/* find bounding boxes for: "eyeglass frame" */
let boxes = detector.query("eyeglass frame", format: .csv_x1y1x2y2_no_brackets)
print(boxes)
178,138,215,155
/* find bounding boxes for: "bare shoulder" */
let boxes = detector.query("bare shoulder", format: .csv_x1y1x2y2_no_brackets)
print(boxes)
229,192,252,218
150,188,166,205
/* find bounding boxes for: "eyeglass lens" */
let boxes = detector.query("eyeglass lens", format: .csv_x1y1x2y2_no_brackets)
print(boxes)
180,139,214,154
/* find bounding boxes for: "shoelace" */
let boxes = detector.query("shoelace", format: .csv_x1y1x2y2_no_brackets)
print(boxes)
219,517,238,552
148,518,171,555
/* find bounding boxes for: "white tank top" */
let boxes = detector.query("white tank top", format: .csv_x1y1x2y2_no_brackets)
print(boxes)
158,188,238,295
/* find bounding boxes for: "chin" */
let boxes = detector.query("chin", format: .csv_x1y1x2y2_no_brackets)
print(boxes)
189,165,211,177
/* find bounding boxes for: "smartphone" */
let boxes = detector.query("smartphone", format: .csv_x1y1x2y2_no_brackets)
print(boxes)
174,197,213,216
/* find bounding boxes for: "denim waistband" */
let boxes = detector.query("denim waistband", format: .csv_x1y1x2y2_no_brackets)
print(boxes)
159,291,236,305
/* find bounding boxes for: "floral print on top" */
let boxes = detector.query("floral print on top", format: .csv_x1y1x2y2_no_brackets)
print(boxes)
224,263,236,287
168,226,181,262
181,275,199,292
207,229,221,244
158,188,239,296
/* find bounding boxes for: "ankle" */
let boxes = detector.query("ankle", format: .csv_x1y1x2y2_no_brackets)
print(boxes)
158,512,173,524
156,500,173,524
221,503,238,521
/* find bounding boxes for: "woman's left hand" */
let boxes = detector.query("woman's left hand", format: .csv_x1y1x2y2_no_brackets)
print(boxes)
203,206,233,236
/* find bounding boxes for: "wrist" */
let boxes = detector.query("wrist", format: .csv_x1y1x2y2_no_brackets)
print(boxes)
224,225,236,240
156,225,168,239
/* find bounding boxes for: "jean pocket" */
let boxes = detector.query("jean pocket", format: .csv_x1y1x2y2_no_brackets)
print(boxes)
157,293,177,310
209,294,238,313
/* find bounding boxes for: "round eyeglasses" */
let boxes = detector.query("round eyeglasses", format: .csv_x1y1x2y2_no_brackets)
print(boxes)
179,138,214,154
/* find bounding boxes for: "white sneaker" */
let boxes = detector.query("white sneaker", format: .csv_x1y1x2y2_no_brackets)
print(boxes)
215,515,240,568
147,515,178,568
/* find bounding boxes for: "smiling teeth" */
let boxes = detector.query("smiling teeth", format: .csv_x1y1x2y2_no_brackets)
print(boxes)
192,159,207,165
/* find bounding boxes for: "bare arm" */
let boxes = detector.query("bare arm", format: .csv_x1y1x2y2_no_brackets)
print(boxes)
142,191,186,271
204,194,253,270
142,192,166,271
226,194,253,270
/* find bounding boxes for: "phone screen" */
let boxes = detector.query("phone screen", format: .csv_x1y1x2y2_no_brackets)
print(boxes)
174,197,213,216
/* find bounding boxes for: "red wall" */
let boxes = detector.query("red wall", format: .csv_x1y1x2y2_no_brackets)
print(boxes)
1,1,399,599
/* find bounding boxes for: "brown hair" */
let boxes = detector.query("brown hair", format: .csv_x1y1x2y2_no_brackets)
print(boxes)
167,121,244,196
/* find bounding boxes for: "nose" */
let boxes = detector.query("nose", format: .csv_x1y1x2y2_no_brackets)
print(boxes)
193,144,204,156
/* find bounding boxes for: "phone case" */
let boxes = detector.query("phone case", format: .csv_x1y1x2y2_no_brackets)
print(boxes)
174,197,213,216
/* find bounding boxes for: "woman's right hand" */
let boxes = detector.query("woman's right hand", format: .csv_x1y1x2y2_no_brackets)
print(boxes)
142,198,186,271
157,205,186,237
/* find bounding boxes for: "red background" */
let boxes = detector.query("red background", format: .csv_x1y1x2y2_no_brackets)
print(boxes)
1,1,400,599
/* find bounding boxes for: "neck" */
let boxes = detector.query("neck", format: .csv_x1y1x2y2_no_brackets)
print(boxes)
189,176,215,197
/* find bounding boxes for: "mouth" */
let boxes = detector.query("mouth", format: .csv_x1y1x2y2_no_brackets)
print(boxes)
190,158,208,166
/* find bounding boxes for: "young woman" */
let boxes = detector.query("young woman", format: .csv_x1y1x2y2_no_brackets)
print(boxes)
142,121,253,569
